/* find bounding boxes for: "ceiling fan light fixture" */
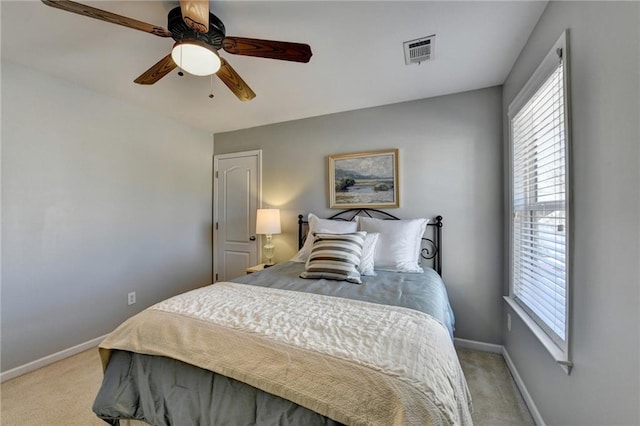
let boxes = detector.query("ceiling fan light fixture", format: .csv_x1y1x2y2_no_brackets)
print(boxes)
171,39,221,76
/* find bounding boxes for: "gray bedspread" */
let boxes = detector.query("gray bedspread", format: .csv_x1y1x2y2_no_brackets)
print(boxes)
93,262,455,425
231,262,455,337
94,350,342,426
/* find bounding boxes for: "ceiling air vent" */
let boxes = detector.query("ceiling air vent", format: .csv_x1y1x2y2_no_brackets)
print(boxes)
403,35,435,65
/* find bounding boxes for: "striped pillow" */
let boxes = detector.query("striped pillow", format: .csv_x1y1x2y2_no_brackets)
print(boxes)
300,232,366,284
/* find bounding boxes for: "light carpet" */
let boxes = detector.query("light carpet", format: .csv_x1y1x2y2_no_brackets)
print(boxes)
1,347,534,425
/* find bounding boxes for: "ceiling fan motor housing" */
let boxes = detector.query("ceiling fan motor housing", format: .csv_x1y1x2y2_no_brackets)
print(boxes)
168,6,225,49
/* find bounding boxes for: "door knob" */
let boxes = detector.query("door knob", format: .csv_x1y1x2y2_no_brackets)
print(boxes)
249,236,256,241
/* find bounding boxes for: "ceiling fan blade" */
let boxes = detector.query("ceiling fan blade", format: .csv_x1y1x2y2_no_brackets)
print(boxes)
223,37,312,63
179,0,209,33
217,58,256,102
41,0,172,38
134,55,177,85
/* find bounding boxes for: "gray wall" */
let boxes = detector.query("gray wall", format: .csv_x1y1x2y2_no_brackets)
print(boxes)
215,87,504,344
502,2,639,425
1,61,214,371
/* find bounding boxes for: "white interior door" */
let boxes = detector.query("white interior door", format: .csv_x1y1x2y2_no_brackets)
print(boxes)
214,150,261,281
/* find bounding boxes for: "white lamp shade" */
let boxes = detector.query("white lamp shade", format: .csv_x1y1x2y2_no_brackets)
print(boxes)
256,209,281,235
171,40,221,76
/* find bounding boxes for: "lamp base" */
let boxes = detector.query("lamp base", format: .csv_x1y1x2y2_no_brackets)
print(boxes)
263,236,275,267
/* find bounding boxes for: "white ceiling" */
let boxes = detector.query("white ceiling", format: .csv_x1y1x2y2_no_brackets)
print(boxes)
1,1,547,134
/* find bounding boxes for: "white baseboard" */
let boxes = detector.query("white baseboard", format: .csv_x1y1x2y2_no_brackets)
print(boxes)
502,347,546,426
1,334,108,383
454,337,503,353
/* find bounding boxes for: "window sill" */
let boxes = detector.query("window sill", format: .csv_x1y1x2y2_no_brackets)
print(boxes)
504,296,573,374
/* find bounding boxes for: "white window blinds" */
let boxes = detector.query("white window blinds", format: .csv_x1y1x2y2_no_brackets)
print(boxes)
510,46,570,350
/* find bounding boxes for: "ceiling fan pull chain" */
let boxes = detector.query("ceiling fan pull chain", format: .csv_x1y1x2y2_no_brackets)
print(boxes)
209,75,215,99
177,46,184,76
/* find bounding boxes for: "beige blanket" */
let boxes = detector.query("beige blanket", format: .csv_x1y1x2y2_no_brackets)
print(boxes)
100,282,473,425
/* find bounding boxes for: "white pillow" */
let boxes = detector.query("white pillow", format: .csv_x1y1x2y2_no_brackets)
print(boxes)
358,217,428,273
358,232,379,276
290,213,358,262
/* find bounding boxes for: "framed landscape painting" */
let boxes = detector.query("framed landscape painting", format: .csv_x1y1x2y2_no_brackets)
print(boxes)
328,149,399,209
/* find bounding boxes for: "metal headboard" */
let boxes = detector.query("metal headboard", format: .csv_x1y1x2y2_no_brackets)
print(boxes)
297,208,443,275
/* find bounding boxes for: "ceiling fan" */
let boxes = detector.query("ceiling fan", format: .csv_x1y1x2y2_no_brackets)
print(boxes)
41,0,313,101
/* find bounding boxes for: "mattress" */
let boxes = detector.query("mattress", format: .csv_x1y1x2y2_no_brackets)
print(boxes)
93,262,467,425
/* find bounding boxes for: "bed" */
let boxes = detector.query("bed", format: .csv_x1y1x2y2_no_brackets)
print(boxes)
93,209,473,425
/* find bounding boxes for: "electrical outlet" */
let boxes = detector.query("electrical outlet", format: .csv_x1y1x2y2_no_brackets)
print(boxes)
507,313,512,331
127,292,136,306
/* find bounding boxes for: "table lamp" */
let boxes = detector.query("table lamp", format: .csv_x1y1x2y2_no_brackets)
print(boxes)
256,209,281,266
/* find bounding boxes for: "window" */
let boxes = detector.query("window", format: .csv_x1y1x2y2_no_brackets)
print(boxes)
506,31,572,371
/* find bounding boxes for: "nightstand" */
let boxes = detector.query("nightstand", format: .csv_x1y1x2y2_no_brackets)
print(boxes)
245,263,267,274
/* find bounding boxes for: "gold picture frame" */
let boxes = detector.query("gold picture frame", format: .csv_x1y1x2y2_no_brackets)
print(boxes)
328,149,399,209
